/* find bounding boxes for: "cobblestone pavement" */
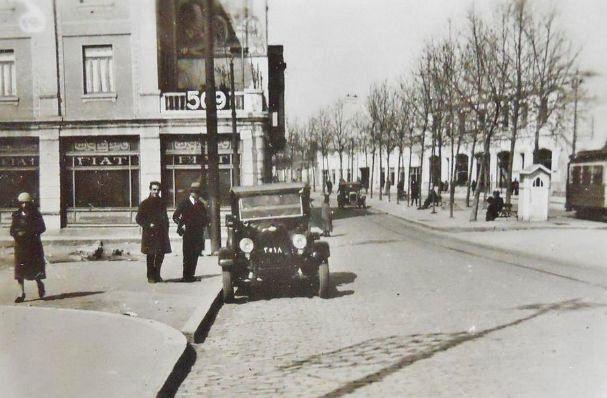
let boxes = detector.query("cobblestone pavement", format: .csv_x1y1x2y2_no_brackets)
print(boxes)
177,208,607,397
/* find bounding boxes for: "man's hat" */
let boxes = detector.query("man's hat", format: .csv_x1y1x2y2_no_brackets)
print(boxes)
17,192,32,203
189,182,201,192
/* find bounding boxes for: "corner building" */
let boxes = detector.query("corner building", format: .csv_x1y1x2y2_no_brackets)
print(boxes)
0,0,286,230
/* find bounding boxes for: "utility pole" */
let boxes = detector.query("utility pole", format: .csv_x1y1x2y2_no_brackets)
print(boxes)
230,48,240,187
204,0,221,252
572,71,581,158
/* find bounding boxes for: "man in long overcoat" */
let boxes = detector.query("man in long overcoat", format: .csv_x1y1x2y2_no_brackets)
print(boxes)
136,181,171,283
11,192,46,303
172,182,208,282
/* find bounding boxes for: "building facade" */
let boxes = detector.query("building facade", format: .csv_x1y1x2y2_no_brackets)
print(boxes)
0,0,285,230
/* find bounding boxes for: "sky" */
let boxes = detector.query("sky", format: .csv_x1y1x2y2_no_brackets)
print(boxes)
267,0,607,149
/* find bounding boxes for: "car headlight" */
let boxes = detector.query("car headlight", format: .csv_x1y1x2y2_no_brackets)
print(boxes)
292,234,307,249
239,238,254,253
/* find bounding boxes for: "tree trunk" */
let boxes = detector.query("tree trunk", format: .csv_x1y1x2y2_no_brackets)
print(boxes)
385,148,392,201
407,139,413,207
505,103,519,205
396,146,403,204
470,134,491,221
465,134,477,207
338,151,344,180
449,127,455,218
379,148,383,200
370,147,376,198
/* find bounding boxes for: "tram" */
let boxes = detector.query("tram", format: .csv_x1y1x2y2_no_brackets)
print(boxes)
566,148,607,216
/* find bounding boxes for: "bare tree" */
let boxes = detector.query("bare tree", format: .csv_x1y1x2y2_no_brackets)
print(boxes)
461,10,511,221
329,99,351,181
527,8,577,165
314,110,333,193
367,81,394,200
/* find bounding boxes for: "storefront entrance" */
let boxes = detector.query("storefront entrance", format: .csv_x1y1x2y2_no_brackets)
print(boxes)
62,137,139,224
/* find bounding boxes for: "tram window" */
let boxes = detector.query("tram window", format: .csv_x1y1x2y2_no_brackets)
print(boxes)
592,166,603,185
582,166,592,185
571,166,580,185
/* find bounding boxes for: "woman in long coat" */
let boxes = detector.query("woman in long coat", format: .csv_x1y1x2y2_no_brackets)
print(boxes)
136,182,172,283
321,194,333,237
10,192,46,303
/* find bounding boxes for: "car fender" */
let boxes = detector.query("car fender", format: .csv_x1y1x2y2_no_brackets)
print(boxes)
218,247,236,268
311,241,330,262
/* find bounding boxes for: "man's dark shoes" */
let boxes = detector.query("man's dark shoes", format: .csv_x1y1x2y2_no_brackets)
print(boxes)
14,294,25,303
182,276,196,282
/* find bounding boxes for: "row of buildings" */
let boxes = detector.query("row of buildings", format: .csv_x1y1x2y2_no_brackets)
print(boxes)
290,97,600,198
0,0,285,230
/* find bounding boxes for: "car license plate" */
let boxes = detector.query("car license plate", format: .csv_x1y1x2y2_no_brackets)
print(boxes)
263,246,284,254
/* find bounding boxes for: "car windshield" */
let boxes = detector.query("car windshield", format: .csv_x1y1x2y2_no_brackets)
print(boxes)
239,192,303,220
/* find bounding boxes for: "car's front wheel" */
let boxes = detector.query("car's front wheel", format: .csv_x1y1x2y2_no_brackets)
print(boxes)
318,261,330,298
222,269,234,303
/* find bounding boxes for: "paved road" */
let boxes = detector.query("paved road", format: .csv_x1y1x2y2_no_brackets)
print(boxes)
177,208,607,397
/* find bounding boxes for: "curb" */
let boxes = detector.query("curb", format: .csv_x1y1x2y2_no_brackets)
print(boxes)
181,288,223,343
0,305,187,398
367,203,601,233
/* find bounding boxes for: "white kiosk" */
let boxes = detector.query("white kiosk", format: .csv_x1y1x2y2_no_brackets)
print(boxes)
518,164,551,222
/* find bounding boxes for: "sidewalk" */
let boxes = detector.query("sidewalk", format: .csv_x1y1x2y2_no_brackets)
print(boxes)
357,194,607,271
0,250,223,397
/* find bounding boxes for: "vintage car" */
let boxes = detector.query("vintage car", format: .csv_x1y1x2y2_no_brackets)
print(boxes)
218,182,331,302
337,181,367,209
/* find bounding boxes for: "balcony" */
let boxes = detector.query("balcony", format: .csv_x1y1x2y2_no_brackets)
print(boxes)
160,89,266,118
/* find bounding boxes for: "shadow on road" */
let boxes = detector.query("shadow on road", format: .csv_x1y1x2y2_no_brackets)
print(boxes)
332,207,374,220
275,298,605,398
34,290,105,302
232,271,358,303
162,274,220,283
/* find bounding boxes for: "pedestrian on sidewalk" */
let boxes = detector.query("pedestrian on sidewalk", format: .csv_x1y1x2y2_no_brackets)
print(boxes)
10,192,46,303
410,179,419,207
321,194,333,237
326,179,333,196
173,182,208,282
136,181,171,283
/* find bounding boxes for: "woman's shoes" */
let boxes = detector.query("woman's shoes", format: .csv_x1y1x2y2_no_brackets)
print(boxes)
14,294,25,303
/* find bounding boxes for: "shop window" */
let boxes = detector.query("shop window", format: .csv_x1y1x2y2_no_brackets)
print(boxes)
581,166,591,185
592,166,603,185
571,166,580,185
83,45,114,94
0,49,16,96
64,138,139,209
161,137,233,207
0,139,39,208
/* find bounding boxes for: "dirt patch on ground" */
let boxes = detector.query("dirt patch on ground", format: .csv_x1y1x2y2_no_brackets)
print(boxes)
0,241,143,271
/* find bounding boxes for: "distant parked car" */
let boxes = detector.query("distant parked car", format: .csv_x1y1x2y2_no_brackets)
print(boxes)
218,182,331,302
337,181,367,209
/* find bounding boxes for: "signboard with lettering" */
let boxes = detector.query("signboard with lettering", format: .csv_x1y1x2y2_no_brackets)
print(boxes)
71,156,138,167
0,156,38,168
185,90,229,111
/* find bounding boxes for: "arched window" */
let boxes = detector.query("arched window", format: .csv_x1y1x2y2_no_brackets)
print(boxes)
532,177,543,187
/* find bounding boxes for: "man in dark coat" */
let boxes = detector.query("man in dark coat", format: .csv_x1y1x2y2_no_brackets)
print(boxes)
10,192,46,303
136,181,172,283
326,179,333,195
410,179,419,207
173,182,208,282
